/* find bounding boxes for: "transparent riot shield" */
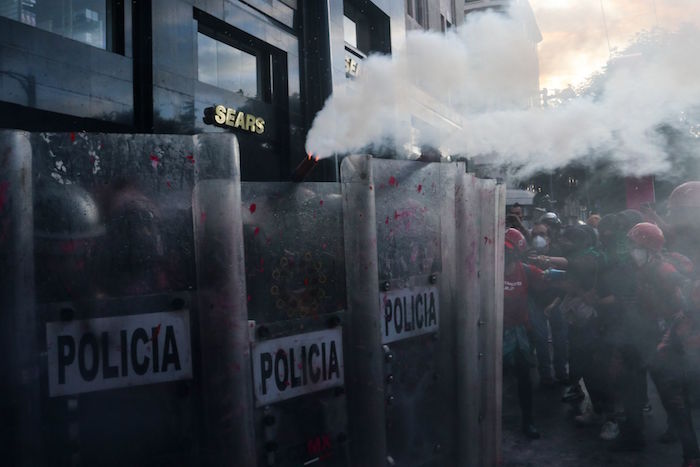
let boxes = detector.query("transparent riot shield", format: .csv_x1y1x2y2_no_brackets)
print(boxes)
241,181,349,466
0,130,41,467
455,174,506,467
341,155,463,466
0,130,255,466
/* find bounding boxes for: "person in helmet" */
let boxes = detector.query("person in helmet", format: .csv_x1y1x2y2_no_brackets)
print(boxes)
647,181,700,275
625,223,700,466
608,222,697,460
33,182,105,303
527,222,569,386
504,228,548,439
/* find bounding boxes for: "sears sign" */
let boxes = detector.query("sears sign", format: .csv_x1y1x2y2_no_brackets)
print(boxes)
46,311,192,397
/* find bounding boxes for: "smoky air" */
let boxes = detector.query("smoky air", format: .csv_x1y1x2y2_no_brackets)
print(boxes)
305,2,700,180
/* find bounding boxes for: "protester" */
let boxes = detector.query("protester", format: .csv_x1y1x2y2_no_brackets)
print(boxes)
504,228,545,439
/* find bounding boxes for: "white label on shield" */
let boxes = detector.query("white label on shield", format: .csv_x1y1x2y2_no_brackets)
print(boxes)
380,286,439,343
46,311,192,397
252,328,344,407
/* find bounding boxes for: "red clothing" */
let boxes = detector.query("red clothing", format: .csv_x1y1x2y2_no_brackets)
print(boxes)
504,262,545,329
638,259,686,321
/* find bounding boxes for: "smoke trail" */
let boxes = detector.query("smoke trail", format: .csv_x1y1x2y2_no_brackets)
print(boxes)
305,2,700,178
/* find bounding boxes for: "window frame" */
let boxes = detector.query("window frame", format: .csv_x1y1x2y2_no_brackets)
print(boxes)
195,16,273,104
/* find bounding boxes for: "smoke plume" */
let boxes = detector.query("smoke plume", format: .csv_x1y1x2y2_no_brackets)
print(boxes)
305,1,700,178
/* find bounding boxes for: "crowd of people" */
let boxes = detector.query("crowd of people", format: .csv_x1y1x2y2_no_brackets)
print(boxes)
502,182,700,467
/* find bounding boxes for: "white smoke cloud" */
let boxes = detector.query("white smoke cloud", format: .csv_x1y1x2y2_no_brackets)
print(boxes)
305,2,700,178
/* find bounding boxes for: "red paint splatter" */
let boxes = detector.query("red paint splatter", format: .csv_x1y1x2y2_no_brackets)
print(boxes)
388,176,397,186
166,181,172,188
254,226,260,236
200,211,207,222
69,132,75,143
249,203,257,214
186,154,195,163
0,181,9,213
385,216,390,224
247,295,252,302
152,323,162,341
417,184,422,193
150,154,160,162
319,199,324,206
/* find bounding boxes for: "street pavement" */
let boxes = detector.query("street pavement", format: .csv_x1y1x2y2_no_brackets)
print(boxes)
502,372,697,467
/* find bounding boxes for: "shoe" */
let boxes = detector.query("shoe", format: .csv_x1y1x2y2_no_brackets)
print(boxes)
600,421,620,440
574,411,604,427
522,423,541,439
562,384,585,403
608,437,646,452
659,427,678,444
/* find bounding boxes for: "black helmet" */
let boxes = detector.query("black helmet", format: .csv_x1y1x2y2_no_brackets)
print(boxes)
34,183,105,240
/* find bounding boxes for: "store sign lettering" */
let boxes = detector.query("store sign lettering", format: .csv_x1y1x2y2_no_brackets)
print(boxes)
203,105,265,134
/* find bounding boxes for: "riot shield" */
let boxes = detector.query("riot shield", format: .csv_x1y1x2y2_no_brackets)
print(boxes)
241,181,350,466
0,130,255,466
341,155,505,467
342,156,462,466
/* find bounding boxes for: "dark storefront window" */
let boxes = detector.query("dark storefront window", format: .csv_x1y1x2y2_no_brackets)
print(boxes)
197,31,260,100
0,0,123,51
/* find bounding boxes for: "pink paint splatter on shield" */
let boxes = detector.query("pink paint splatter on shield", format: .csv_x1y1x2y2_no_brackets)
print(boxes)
249,203,257,214
150,154,160,169
254,227,260,236
388,176,397,186
0,181,9,213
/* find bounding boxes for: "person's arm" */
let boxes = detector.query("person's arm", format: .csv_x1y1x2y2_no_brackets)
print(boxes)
527,254,568,270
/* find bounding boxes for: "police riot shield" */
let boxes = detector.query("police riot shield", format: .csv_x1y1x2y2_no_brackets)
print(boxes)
341,155,463,466
455,174,506,467
0,130,255,466
241,181,350,466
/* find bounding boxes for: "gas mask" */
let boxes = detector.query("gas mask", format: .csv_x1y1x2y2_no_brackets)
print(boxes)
630,248,650,267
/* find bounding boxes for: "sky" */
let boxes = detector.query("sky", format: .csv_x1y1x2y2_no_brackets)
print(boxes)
530,0,700,91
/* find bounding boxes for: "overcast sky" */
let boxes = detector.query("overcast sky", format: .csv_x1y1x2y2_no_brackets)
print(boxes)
530,0,700,91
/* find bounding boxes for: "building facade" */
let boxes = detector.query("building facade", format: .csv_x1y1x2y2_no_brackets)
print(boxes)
0,1,469,181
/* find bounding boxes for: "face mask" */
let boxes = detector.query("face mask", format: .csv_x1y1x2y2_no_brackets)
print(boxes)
630,248,649,267
532,235,548,250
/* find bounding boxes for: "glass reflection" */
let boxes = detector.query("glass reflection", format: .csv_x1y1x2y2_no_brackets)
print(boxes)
197,31,259,99
0,0,108,49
